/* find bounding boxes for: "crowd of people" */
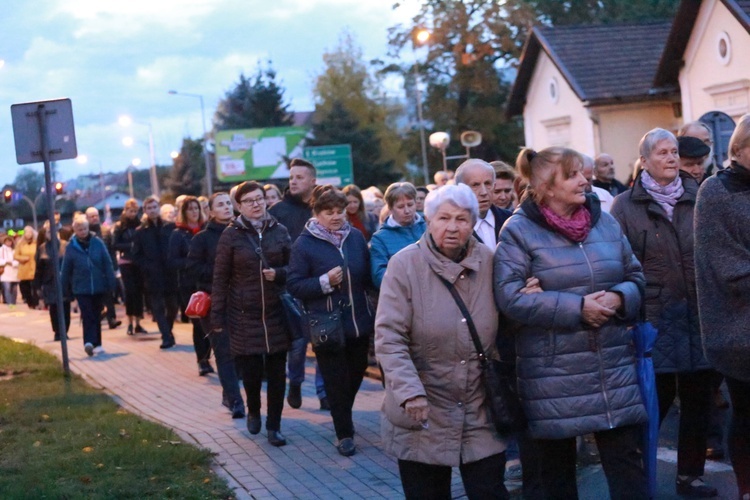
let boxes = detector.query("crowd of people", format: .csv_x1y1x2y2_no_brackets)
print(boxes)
2,117,749,499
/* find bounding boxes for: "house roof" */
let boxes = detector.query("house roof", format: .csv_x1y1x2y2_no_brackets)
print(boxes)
655,0,750,87
508,20,674,117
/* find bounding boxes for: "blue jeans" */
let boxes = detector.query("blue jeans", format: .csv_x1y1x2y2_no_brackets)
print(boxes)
77,294,104,348
201,316,243,407
287,336,326,398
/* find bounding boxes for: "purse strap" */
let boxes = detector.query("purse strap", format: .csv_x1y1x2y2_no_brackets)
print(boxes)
244,228,270,268
438,276,488,368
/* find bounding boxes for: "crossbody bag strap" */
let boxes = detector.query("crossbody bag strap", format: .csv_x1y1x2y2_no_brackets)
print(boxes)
244,230,270,268
437,276,487,367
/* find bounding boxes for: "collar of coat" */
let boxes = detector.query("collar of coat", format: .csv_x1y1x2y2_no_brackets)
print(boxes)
628,170,697,205
231,213,277,233
519,192,601,235
417,231,483,284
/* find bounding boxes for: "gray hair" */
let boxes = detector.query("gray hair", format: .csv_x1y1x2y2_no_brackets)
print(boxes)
729,113,750,159
639,128,678,158
72,214,89,229
455,159,496,185
423,184,479,225
383,182,417,209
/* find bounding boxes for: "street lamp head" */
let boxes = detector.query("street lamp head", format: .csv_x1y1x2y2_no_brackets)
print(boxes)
416,29,430,45
168,90,178,95
170,151,179,159
132,158,142,167
118,115,132,127
122,136,134,147
430,131,450,150
77,154,88,165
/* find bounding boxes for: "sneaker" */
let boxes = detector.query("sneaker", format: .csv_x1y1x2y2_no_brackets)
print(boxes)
84,343,94,357
336,437,356,457
319,396,331,411
676,476,718,498
505,464,523,481
287,384,302,409
93,346,105,355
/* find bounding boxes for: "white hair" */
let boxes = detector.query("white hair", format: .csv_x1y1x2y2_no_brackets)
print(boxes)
639,128,677,158
455,159,496,185
72,214,89,229
423,184,479,225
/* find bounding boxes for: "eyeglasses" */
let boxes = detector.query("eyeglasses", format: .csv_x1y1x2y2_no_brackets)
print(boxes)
240,197,265,206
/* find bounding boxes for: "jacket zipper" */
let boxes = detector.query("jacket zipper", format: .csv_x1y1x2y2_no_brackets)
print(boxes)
579,241,614,427
257,229,270,352
338,232,360,338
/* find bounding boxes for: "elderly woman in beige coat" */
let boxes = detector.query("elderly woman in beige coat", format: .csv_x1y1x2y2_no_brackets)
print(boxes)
375,184,508,500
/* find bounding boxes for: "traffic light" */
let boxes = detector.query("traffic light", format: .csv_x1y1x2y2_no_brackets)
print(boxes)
54,182,64,195
3,189,11,203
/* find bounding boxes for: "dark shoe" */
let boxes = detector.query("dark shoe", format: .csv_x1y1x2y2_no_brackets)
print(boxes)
676,476,718,498
84,342,94,357
287,384,302,409
159,337,175,349
267,430,287,447
706,447,725,460
319,396,330,411
134,325,148,334
222,396,231,409
198,360,213,376
336,437,356,457
231,400,245,419
126,324,134,336
108,319,122,329
247,414,261,435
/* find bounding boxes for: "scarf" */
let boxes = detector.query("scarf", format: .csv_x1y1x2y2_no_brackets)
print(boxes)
347,211,368,238
176,223,201,236
540,204,592,243
306,219,350,248
640,170,684,222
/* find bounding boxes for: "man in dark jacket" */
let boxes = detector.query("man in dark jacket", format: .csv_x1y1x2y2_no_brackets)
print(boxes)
269,158,327,410
133,196,178,349
594,154,628,196
86,207,121,330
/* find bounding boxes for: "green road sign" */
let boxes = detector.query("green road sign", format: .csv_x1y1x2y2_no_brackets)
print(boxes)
215,126,309,182
303,145,353,187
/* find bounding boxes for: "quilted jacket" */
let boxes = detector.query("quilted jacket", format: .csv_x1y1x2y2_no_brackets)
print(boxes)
494,195,647,440
610,172,710,374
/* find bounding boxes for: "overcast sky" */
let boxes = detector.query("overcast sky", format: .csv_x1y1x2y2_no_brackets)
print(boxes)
0,0,418,187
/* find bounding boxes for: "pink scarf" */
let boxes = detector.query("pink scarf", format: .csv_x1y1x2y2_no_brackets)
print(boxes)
540,204,592,243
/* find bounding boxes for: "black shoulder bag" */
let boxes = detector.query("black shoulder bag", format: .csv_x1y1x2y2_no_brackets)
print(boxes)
438,276,527,435
304,247,349,353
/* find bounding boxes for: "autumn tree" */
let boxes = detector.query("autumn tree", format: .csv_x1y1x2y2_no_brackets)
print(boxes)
214,62,293,131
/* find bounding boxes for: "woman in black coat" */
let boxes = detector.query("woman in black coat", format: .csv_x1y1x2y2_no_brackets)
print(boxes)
211,182,292,447
287,185,375,457
169,196,212,376
113,198,147,335
34,225,73,340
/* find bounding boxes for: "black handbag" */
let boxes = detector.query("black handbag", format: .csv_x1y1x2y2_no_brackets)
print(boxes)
439,277,527,435
306,296,346,353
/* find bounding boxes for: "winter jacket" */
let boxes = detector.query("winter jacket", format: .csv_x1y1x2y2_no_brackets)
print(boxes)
0,244,19,283
611,172,709,373
494,195,647,440
90,223,118,271
61,234,116,297
14,239,37,281
268,192,312,242
375,232,506,466
168,225,202,294
186,220,229,295
34,240,69,305
112,217,140,263
695,162,750,382
211,215,291,357
132,218,176,293
370,215,427,289
287,223,375,339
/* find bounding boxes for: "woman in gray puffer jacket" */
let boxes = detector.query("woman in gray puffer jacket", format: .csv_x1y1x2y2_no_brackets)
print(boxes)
494,147,647,500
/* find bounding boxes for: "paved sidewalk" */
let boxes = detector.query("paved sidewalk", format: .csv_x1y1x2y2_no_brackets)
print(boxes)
1,306,473,499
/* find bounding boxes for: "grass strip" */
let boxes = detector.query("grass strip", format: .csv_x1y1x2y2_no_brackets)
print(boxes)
0,336,234,499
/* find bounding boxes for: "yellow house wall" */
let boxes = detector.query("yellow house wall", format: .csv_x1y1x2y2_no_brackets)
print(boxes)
681,0,750,122
522,51,595,153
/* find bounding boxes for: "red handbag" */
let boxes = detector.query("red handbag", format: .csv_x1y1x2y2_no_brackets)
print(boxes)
185,291,211,318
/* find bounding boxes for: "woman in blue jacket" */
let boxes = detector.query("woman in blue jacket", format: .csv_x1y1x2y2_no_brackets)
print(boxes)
287,185,375,457
61,215,116,357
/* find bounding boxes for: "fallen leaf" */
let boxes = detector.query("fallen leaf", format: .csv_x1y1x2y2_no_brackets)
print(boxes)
116,408,128,415
203,478,211,484
82,446,94,453
80,476,91,484
41,415,50,421
96,463,104,469
33,441,41,447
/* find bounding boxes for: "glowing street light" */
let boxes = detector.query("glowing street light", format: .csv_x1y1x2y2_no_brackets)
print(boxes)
132,158,142,167
416,29,430,44
170,151,179,159
119,115,158,197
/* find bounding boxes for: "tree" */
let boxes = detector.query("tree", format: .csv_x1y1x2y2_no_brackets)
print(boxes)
214,63,293,131
13,168,45,200
529,0,680,25
166,137,205,196
312,31,405,186
309,101,400,188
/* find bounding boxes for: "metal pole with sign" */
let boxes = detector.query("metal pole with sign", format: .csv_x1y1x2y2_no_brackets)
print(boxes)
11,98,78,377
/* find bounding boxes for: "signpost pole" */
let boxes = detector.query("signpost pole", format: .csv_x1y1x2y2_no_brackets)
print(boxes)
36,103,71,377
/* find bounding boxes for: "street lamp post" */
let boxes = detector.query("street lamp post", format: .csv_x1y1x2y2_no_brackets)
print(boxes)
168,90,213,195
119,116,159,198
413,29,431,185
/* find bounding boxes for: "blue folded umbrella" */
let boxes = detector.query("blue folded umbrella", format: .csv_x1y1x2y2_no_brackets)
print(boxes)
632,321,659,498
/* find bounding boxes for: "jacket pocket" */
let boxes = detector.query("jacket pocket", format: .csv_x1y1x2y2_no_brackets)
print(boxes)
382,389,424,431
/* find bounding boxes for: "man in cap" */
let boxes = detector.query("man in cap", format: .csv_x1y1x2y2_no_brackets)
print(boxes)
678,136,711,184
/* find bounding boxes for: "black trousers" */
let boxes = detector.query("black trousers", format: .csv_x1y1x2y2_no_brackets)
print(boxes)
656,370,713,476
149,291,178,342
19,280,38,308
235,351,286,431
315,334,369,440
49,300,71,339
534,424,648,500
726,376,750,496
77,294,104,348
398,453,509,500
120,264,143,317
